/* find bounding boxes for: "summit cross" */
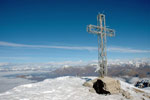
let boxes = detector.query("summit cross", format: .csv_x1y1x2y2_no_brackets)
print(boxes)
87,14,115,77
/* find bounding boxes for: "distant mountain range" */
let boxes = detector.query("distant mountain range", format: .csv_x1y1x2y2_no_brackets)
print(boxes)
0,58,150,72
49,64,150,78
0,58,150,80
2,58,149,83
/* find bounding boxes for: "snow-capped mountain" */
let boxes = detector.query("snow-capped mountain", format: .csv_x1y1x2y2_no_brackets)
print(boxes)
107,58,150,67
0,76,149,100
89,58,150,68
0,58,150,72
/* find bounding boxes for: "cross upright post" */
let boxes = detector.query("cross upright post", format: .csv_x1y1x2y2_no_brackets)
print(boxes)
87,14,115,77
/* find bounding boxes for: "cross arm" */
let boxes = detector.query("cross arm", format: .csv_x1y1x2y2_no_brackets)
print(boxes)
87,24,100,34
106,28,115,37
87,24,115,37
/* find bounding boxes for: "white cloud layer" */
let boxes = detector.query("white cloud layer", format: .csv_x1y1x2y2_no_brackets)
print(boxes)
0,41,96,51
0,41,150,53
108,47,150,53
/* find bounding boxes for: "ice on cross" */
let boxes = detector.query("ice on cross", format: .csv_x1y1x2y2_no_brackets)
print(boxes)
87,14,115,77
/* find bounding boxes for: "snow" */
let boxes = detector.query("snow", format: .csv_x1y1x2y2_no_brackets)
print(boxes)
120,81,150,100
0,58,150,72
144,87,150,91
128,77,140,84
0,71,35,93
0,76,149,100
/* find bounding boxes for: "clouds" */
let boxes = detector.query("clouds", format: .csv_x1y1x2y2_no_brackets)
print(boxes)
0,41,96,51
108,47,150,53
0,41,150,53
0,58,150,69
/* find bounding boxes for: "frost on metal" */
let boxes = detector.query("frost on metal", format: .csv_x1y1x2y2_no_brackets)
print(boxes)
87,14,115,77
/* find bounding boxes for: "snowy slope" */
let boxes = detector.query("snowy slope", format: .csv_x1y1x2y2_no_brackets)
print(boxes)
0,76,149,100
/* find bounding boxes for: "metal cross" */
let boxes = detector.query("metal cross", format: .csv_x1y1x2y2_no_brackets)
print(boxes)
87,14,115,77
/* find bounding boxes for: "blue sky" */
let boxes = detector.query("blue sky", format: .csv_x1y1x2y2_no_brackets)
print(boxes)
0,0,150,63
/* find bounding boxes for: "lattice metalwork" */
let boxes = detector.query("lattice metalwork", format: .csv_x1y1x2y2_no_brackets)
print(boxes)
87,14,115,77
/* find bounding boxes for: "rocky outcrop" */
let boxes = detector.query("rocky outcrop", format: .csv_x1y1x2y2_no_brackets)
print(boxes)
93,79,111,95
83,77,121,94
120,89,132,99
83,76,133,99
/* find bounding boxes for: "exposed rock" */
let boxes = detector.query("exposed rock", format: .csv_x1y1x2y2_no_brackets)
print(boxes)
141,97,145,100
89,88,96,93
83,77,121,94
143,93,150,99
135,80,150,88
93,79,111,95
83,80,93,88
133,88,145,93
83,76,134,99
120,89,132,99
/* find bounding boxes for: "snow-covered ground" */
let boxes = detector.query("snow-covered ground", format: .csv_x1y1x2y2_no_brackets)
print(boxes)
0,71,36,93
0,76,149,100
